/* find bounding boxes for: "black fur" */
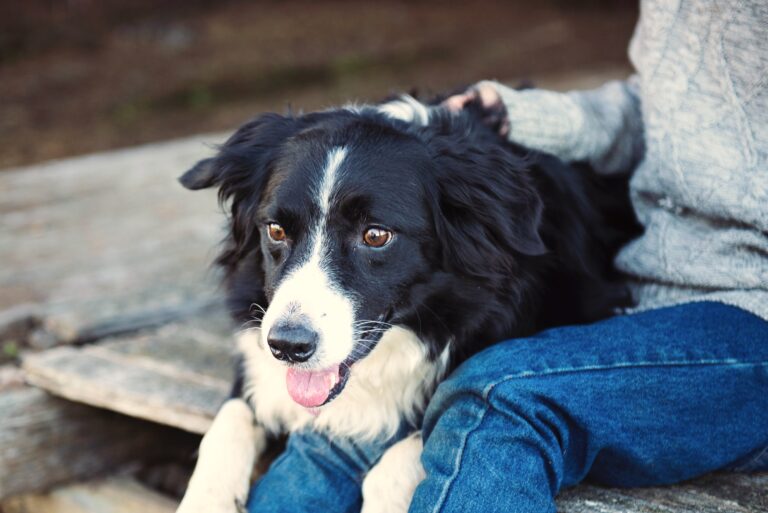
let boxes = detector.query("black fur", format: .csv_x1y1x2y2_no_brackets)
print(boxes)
181,99,640,380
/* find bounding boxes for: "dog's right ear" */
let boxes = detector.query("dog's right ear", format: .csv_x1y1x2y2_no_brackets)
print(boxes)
179,113,302,246
179,158,219,190
179,114,301,321
178,114,302,267
179,113,301,323
178,113,300,196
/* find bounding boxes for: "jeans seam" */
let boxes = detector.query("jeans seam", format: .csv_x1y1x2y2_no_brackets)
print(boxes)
430,398,492,513
480,360,767,396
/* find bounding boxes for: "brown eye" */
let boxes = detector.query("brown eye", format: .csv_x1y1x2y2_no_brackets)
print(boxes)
267,223,286,242
363,226,393,248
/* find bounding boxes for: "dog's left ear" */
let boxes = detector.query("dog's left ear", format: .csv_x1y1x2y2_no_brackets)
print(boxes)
425,129,547,280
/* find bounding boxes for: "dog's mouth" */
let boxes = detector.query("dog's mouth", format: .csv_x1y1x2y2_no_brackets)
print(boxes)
284,311,392,410
285,364,349,409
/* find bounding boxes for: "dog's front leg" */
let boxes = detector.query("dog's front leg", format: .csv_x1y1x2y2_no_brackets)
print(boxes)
177,398,266,513
361,432,425,513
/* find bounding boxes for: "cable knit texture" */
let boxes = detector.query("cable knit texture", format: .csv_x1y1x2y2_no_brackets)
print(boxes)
489,0,768,320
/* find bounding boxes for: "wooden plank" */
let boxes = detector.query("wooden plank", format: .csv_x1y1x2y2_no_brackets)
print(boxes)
22,312,235,434
689,472,768,510
558,473,768,513
0,134,228,346
0,385,198,499
2,477,178,513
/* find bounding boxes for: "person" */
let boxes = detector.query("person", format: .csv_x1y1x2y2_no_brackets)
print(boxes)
248,1,768,511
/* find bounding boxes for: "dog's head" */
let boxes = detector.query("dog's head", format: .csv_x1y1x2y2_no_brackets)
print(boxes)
181,103,545,410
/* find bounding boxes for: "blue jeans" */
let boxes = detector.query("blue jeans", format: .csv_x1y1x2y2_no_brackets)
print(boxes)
248,302,768,513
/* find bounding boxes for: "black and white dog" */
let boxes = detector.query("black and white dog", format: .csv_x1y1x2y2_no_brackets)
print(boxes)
176,95,638,513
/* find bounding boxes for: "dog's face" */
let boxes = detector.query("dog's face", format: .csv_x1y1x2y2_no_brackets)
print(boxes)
181,106,545,411
251,127,438,408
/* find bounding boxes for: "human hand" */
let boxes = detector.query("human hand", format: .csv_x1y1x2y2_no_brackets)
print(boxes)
441,81,510,136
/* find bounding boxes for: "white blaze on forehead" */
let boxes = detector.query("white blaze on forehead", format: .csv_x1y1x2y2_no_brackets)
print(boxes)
261,146,356,367
317,146,348,215
309,145,348,272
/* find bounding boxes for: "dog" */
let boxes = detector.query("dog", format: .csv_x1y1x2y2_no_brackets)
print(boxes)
175,94,639,513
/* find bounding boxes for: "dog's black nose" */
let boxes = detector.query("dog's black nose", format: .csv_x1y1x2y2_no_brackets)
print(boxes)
267,322,318,363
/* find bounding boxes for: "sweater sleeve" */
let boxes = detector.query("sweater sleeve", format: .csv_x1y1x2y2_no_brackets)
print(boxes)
484,77,645,175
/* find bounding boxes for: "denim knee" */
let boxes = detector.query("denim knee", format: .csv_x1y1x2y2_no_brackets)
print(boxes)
421,347,570,444
419,362,584,502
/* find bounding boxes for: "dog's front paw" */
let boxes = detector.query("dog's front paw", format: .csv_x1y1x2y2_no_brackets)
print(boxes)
177,399,263,513
362,432,425,513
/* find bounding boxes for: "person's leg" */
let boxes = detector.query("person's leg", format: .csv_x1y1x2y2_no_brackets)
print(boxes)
247,424,409,513
410,301,768,513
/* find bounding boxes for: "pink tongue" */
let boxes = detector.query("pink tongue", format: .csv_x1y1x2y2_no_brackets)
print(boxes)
286,365,340,408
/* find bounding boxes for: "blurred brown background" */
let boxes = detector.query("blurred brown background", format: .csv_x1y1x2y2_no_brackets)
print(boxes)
0,0,637,169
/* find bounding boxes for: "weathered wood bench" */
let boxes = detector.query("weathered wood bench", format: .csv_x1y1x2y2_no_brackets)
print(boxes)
1,134,765,512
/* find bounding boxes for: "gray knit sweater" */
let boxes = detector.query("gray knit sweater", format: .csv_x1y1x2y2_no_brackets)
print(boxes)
487,0,768,321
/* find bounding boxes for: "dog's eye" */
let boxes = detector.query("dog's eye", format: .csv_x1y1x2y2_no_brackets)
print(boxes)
362,226,393,248
267,223,287,242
